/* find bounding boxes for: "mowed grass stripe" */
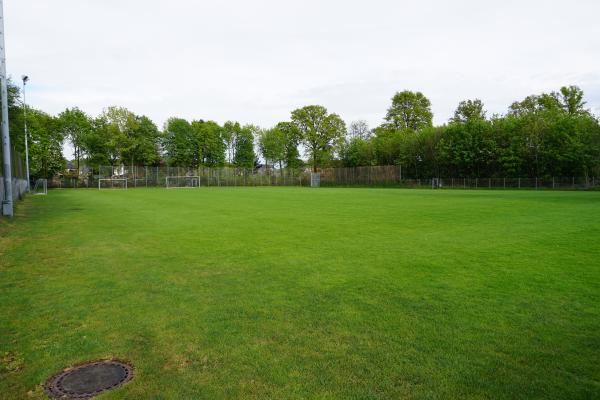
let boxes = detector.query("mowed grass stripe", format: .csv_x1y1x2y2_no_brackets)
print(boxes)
1,188,599,399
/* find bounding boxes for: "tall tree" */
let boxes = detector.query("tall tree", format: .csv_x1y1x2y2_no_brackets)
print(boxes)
233,124,256,169
27,110,64,179
127,115,161,166
438,119,497,177
384,91,433,131
222,121,242,164
348,120,371,139
57,108,92,175
100,107,161,167
6,79,24,151
291,105,346,172
340,137,375,167
509,93,561,116
258,127,286,172
191,120,226,167
83,116,113,170
162,118,196,167
274,122,302,169
97,108,131,167
19,108,64,179
452,99,486,123
556,85,588,116
372,126,405,166
3,80,65,178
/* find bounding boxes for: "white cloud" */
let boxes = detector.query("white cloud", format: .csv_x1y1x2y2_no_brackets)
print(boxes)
6,0,600,136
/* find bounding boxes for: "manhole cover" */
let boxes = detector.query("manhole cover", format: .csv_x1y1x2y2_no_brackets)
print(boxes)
44,360,133,399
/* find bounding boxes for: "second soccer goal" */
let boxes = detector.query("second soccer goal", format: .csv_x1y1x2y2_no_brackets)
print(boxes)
165,176,201,189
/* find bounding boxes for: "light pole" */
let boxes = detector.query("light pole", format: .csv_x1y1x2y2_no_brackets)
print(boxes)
22,75,30,191
0,0,13,217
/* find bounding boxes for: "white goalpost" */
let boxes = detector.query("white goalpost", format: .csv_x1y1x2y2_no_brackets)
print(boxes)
32,178,47,195
98,178,128,190
165,176,200,189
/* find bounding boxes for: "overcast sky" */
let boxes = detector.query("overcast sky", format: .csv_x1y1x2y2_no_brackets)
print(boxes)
6,0,600,135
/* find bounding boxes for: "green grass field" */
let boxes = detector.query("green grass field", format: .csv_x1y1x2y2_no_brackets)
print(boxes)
1,187,599,399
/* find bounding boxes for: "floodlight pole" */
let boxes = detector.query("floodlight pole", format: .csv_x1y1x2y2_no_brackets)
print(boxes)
0,0,13,217
22,76,30,191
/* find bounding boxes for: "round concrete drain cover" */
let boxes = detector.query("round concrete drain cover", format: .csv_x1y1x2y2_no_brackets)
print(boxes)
44,360,133,399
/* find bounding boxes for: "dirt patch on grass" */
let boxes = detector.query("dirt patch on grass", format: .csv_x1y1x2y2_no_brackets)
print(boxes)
0,351,24,374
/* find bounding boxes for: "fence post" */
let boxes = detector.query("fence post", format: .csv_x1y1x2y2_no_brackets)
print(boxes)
572,176,575,189
518,178,521,189
535,177,538,190
552,177,555,189
503,178,505,189
488,178,491,189
475,178,478,189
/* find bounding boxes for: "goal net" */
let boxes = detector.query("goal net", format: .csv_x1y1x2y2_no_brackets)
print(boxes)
166,176,200,189
310,172,321,187
98,178,128,189
32,178,48,195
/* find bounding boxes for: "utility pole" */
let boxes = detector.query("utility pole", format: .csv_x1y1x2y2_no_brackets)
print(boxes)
0,0,13,217
22,76,29,191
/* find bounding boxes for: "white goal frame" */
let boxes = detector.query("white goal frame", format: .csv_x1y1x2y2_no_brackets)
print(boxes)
310,172,321,187
98,178,128,190
165,176,201,189
32,178,48,195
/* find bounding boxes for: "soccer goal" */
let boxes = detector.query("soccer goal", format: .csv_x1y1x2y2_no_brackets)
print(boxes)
98,178,128,190
32,178,48,195
166,176,200,189
310,172,321,187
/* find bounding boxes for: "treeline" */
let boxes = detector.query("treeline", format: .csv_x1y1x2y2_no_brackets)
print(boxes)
6,80,600,180
347,88,600,178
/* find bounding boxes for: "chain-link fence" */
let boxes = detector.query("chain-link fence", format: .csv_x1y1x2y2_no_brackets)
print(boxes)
47,165,599,190
1,147,28,212
320,165,401,186
385,177,597,190
48,166,313,188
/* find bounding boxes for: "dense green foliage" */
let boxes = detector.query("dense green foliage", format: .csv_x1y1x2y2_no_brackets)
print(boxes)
341,87,600,178
291,105,347,171
1,188,599,399
4,81,600,179
3,80,65,179
233,125,258,169
384,90,433,131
